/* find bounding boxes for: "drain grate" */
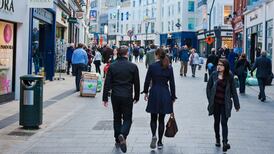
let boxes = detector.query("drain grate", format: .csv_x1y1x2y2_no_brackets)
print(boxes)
8,131,35,136
92,120,113,130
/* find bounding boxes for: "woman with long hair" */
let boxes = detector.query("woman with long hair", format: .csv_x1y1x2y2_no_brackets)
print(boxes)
142,48,177,149
206,58,240,152
235,53,252,93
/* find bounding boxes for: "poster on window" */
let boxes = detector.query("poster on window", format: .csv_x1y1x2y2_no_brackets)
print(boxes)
0,21,14,95
90,10,97,21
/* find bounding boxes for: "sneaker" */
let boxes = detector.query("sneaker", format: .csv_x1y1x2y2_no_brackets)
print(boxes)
118,134,127,153
150,136,157,149
157,142,163,149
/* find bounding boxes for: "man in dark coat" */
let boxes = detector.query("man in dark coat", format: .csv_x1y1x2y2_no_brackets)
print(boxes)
206,48,218,76
66,43,74,75
102,46,140,153
251,51,272,102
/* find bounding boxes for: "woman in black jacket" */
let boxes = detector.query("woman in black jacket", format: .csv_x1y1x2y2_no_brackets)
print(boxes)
235,53,252,93
206,58,240,152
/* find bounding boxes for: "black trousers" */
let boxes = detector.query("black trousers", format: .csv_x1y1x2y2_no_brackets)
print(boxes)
67,60,72,74
74,64,87,91
238,73,247,93
111,95,133,141
257,77,267,99
213,103,228,143
150,113,165,143
94,60,101,74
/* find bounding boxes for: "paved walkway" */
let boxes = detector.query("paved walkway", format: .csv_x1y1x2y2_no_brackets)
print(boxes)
1,60,274,154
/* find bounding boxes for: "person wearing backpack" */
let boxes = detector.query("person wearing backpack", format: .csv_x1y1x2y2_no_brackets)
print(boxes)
235,53,252,94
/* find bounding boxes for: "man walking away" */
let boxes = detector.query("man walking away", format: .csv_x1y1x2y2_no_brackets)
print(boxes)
103,46,140,153
71,43,88,91
145,44,157,68
206,48,218,76
66,43,74,75
251,51,272,102
179,45,189,76
189,48,200,77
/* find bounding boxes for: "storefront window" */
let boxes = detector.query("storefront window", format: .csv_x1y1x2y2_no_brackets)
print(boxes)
0,21,14,95
222,37,233,49
266,19,273,60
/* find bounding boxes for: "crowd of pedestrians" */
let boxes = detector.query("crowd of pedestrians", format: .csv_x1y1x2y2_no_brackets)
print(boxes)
65,42,272,153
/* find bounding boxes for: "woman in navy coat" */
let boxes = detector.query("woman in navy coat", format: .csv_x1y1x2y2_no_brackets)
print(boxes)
142,48,177,149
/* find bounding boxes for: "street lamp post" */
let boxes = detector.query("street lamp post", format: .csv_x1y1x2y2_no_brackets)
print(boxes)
206,0,216,57
144,16,150,50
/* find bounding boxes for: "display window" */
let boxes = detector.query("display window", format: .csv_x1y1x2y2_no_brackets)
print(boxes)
0,21,14,96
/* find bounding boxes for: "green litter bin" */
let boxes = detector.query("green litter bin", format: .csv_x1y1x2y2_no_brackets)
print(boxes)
19,75,43,128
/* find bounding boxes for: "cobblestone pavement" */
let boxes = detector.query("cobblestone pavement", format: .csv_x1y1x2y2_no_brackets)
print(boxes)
1,60,274,154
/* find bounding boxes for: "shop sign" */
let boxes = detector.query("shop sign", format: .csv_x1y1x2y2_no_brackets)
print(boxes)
205,36,214,45
127,30,133,37
89,10,97,21
68,17,77,23
76,11,84,19
61,12,68,24
28,0,53,8
33,8,53,24
0,0,14,13
250,14,258,21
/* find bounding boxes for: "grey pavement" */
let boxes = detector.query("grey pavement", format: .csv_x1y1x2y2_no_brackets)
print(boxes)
1,59,274,154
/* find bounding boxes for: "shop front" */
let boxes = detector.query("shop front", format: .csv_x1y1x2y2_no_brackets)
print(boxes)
0,20,16,102
29,8,56,81
160,32,197,49
0,0,29,102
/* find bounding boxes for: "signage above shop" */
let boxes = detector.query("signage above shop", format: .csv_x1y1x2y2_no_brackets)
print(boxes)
28,0,54,8
0,0,14,13
68,17,78,23
250,14,258,21
33,8,53,24
76,10,84,19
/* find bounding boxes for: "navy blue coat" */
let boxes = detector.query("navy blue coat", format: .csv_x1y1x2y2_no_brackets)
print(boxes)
143,61,177,114
251,55,272,78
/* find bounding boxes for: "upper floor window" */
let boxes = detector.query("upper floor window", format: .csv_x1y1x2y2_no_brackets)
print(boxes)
188,1,195,12
188,18,195,30
223,5,232,24
151,22,155,33
178,2,181,13
133,0,136,7
121,13,124,21
126,12,129,20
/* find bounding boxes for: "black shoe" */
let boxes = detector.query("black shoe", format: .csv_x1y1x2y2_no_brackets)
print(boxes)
118,134,127,153
223,143,231,152
258,95,261,100
184,74,186,77
261,98,266,102
215,138,221,147
180,74,183,76
157,142,163,149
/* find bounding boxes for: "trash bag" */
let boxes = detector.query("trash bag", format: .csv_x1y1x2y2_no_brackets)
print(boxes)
246,77,258,86
96,73,102,92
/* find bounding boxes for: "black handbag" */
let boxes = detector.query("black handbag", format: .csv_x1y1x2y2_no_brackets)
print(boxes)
164,114,178,138
204,73,208,82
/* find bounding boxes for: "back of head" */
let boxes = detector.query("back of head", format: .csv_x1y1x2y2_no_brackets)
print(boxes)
155,48,170,69
117,46,128,57
261,50,267,57
150,44,156,49
77,43,84,49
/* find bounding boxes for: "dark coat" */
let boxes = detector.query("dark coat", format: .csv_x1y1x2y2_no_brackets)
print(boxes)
251,56,272,78
206,54,218,69
206,71,240,118
235,59,251,76
179,49,189,62
103,57,140,102
66,47,74,61
143,62,177,114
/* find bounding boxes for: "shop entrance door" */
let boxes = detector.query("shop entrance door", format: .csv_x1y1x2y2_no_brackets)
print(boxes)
250,33,257,64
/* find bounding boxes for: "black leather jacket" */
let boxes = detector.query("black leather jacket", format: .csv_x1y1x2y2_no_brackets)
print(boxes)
103,57,140,102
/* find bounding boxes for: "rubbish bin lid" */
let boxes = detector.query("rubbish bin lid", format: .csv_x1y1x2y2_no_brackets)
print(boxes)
20,75,43,80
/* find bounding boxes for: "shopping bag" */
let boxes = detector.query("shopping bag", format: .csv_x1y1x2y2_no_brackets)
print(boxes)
164,114,178,138
204,73,208,82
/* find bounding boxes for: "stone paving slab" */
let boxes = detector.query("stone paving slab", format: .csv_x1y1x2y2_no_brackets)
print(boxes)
2,60,274,154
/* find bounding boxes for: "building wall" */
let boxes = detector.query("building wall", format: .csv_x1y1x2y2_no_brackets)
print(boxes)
0,0,30,100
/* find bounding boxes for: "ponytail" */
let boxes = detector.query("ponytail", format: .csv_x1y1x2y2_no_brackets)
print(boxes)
156,48,170,69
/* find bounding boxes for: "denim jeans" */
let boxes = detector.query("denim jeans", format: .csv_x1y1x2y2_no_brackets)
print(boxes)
111,95,133,141
213,103,228,143
74,63,87,91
